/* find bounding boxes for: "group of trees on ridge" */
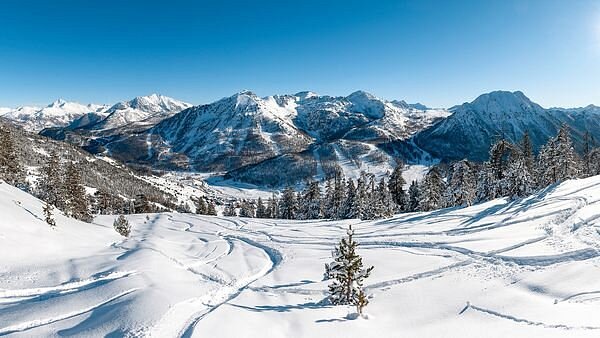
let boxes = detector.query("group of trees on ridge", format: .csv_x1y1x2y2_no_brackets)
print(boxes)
220,125,600,220
2,124,600,224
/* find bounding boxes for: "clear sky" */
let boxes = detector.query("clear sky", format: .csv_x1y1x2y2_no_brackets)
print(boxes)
0,0,599,108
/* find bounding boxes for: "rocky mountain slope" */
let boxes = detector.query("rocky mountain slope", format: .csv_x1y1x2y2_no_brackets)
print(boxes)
102,90,448,185
414,91,600,161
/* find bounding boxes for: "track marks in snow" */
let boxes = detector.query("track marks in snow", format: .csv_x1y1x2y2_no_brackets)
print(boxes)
146,236,282,338
0,288,139,336
0,270,136,305
463,302,600,330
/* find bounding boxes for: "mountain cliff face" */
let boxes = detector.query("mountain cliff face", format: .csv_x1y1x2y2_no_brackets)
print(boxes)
413,91,600,161
102,90,448,184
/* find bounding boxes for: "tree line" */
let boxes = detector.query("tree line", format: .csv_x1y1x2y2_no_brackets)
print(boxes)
221,125,600,220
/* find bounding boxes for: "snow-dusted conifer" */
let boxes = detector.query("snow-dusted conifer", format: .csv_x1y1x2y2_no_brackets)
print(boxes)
223,202,237,217
326,224,374,307
388,162,407,210
407,180,419,212
267,193,278,218
0,126,24,187
113,215,131,237
418,167,446,211
446,160,476,207
256,197,267,218
39,150,64,210
206,201,217,216
300,180,322,219
279,187,297,219
43,201,56,227
64,162,92,222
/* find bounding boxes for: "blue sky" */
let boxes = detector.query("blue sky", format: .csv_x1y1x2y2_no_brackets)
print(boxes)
0,0,599,108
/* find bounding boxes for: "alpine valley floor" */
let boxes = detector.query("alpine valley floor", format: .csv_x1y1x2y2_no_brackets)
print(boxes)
2,176,600,337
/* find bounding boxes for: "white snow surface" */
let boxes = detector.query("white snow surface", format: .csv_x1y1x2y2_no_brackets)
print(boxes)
2,175,600,337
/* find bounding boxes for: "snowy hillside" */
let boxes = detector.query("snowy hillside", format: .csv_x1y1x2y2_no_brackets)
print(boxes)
2,175,600,337
0,99,108,132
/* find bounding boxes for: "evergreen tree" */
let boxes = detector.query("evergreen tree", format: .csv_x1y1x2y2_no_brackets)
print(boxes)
340,179,356,219
39,151,64,210
554,125,580,180
407,180,420,212
195,197,208,214
388,162,407,210
322,179,335,219
134,194,153,214
446,160,476,207
267,193,278,218
299,180,322,219
0,126,24,187
326,225,374,308
520,131,535,175
418,167,446,211
43,201,56,227
256,197,267,218
537,125,580,186
238,200,256,218
113,215,131,237
374,177,394,218
582,131,594,177
279,187,298,219
223,202,237,217
506,145,535,199
64,162,92,222
206,201,217,216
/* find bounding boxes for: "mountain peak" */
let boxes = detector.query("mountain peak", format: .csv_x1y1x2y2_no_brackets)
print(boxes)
456,90,542,114
48,98,68,107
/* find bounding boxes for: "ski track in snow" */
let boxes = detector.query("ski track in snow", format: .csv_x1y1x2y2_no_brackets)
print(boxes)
464,303,600,330
0,288,139,336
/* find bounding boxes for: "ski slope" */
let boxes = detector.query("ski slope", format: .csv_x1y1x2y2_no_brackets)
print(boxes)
2,176,600,337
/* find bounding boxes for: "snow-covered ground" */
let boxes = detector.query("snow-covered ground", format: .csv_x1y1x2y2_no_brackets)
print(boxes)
2,175,600,337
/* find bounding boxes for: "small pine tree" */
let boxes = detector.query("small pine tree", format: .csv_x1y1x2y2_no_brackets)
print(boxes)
418,167,446,211
113,215,131,237
279,187,298,219
43,201,56,227
223,202,237,216
407,180,419,212
255,197,266,218
446,160,476,207
0,126,25,187
39,150,64,210
299,180,322,219
64,162,92,222
195,197,208,214
326,225,374,308
206,201,217,216
388,162,407,210
266,194,278,218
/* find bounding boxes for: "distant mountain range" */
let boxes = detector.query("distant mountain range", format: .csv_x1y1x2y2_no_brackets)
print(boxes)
2,90,599,187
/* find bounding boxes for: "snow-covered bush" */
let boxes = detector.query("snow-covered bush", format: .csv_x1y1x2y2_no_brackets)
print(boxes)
113,215,131,237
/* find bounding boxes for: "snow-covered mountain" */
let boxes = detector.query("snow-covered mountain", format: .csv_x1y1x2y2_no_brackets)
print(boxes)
414,91,600,161
0,99,108,132
102,90,448,185
89,93,191,130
